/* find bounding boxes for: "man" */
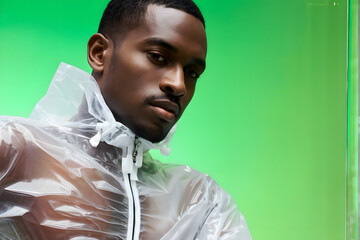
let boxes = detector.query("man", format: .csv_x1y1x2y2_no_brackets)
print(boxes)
0,0,251,239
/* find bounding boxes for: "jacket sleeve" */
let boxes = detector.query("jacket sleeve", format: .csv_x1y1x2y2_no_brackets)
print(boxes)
197,179,252,240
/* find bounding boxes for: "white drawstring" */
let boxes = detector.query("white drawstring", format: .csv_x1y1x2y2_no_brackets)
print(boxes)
89,122,120,147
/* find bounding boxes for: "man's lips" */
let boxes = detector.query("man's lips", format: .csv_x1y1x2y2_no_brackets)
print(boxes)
149,99,180,122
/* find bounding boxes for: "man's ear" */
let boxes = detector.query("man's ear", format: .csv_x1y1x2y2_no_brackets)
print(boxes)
87,33,112,73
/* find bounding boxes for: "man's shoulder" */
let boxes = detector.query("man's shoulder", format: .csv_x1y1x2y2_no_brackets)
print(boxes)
0,116,65,149
1,116,46,135
0,116,87,181
0,117,39,153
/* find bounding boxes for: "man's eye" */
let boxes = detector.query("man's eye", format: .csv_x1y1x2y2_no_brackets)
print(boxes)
184,68,199,79
148,52,166,63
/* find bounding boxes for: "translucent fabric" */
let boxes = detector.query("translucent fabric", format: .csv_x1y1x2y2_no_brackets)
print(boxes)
0,63,252,240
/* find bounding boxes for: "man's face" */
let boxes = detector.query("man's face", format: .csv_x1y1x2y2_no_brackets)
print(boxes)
97,4,207,142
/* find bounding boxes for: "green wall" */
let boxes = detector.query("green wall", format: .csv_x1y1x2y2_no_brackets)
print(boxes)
0,1,350,239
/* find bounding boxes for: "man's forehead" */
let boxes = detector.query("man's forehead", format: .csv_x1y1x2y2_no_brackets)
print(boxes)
143,4,205,35
135,4,207,55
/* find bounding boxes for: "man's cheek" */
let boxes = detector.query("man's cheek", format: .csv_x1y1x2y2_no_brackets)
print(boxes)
125,51,154,73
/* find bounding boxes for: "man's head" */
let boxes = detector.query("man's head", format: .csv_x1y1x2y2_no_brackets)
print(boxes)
98,0,205,38
87,0,207,143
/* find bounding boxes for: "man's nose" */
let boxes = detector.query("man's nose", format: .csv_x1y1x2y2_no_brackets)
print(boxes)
159,64,186,97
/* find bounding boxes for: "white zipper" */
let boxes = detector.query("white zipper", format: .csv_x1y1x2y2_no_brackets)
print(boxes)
122,137,142,240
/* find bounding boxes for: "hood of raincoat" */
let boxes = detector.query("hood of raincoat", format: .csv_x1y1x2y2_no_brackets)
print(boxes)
30,62,176,155
0,63,252,240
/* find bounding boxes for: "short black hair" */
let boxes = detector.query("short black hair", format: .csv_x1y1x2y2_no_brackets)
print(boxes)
98,0,205,38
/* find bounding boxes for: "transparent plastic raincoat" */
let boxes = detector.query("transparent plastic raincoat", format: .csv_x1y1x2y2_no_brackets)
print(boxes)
0,63,252,240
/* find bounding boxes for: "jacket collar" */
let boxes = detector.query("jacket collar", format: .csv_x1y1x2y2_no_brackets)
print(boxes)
30,62,175,156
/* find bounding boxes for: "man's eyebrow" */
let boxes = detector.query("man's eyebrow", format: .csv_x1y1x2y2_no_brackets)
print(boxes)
144,37,206,70
144,38,178,52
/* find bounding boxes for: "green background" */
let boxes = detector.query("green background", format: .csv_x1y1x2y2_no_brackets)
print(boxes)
0,0,350,239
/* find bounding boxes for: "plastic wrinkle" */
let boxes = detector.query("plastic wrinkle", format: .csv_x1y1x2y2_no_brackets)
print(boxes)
0,206,28,218
5,179,73,197
0,63,252,240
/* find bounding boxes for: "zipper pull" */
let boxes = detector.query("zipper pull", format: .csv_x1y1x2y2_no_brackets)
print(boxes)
122,137,140,177
129,137,143,181
132,137,141,163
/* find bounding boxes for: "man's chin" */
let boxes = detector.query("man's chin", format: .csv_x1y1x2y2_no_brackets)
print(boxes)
135,128,168,143
128,122,171,143
112,113,172,143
